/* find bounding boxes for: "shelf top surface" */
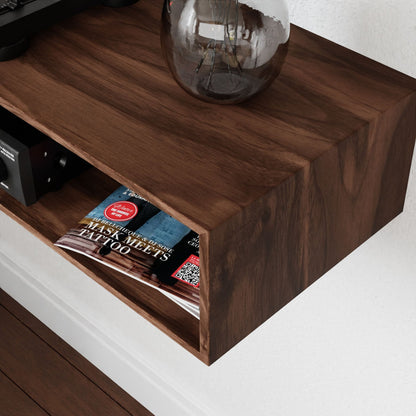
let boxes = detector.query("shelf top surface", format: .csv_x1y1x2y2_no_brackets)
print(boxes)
0,0,415,232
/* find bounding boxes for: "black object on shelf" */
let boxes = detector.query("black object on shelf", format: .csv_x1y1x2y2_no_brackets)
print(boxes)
0,106,90,205
0,0,139,61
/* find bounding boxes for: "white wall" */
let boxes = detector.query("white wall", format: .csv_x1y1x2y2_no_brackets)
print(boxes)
1,1,416,415
290,0,416,78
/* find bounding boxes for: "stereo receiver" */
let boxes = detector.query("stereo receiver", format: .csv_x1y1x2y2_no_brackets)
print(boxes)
0,106,89,205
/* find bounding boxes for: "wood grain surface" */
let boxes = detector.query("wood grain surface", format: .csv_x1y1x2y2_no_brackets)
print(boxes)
0,0,414,232
0,290,152,416
0,0,415,364
203,94,416,362
0,371,48,416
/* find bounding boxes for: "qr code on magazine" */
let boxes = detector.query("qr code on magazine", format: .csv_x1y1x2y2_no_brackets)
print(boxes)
172,255,200,288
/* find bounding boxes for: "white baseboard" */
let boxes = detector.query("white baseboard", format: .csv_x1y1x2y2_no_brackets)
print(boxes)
0,248,207,416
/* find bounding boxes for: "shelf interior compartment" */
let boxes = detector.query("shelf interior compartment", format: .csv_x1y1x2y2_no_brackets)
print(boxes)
0,167,200,357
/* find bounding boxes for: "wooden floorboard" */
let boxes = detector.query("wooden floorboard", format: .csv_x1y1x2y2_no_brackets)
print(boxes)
0,370,49,416
0,290,152,416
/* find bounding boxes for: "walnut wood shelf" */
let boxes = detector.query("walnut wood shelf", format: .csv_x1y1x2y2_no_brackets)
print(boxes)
0,0,415,365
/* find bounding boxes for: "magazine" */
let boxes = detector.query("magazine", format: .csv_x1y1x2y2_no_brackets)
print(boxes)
55,186,200,319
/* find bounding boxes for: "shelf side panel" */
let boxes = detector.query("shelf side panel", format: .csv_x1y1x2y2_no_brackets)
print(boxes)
205,93,416,364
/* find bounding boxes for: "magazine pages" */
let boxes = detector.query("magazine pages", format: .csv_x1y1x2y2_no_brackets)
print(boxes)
55,186,200,319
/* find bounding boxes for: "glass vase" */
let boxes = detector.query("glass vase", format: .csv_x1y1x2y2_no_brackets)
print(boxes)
161,0,290,104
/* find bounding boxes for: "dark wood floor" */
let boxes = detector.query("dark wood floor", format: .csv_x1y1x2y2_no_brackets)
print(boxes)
0,289,152,416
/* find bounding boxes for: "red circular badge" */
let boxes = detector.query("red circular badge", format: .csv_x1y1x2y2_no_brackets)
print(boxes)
104,201,138,222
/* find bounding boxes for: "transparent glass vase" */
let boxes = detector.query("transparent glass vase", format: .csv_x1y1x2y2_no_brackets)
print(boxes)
161,0,290,104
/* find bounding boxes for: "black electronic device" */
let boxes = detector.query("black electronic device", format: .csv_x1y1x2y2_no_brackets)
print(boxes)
0,0,139,61
0,106,90,205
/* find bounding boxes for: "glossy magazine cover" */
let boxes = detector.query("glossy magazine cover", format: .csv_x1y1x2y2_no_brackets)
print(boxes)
55,186,200,318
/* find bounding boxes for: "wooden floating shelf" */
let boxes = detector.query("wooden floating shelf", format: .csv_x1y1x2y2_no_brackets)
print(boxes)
0,0,415,364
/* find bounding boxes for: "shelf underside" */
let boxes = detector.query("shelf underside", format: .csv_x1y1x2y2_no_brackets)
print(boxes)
0,168,200,357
